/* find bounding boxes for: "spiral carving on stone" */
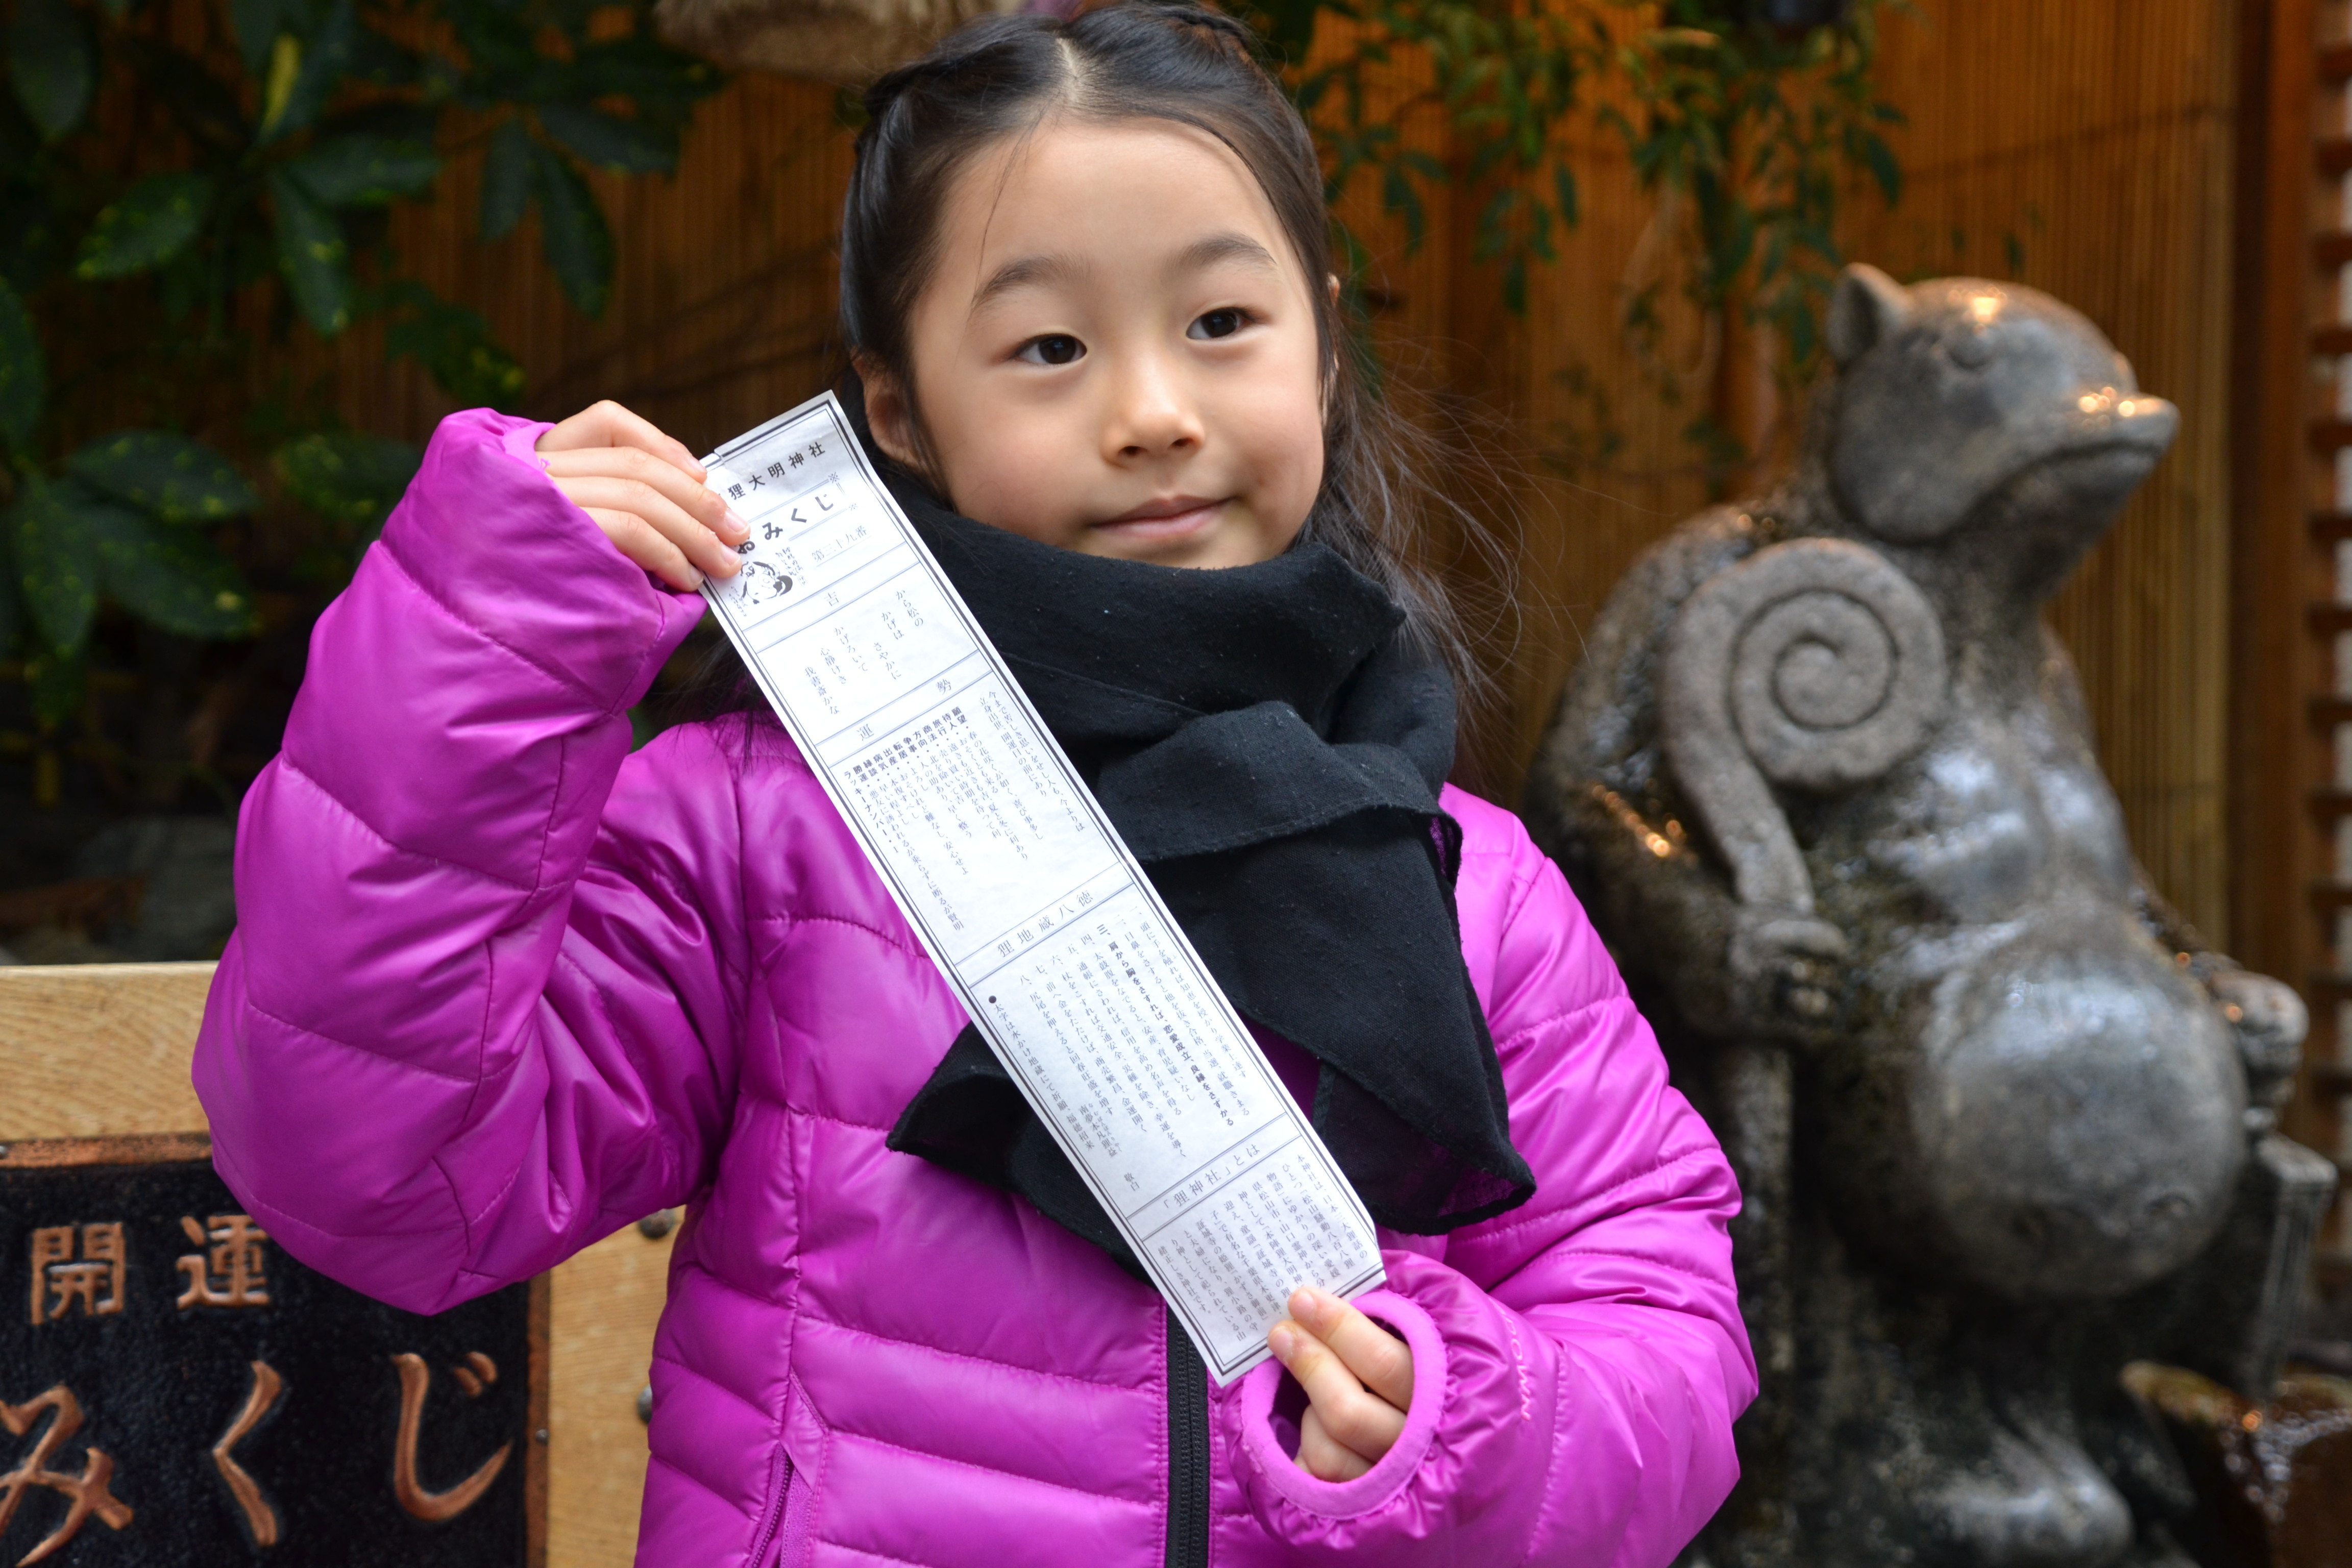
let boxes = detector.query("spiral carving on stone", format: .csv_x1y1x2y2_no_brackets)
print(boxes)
1661,538,1949,913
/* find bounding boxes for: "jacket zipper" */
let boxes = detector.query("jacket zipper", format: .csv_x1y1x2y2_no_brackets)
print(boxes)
1165,1306,1210,1568
751,1439,793,1566
777,1450,815,1568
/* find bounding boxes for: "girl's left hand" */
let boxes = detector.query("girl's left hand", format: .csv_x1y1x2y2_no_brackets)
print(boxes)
1267,1286,1414,1481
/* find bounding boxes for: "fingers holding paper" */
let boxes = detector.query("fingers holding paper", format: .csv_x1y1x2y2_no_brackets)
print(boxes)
1267,1284,1414,1481
537,400,748,590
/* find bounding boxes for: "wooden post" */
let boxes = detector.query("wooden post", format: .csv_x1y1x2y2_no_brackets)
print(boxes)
2231,0,2350,1292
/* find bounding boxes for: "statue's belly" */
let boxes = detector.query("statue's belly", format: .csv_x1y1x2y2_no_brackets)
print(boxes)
1834,912,2244,1302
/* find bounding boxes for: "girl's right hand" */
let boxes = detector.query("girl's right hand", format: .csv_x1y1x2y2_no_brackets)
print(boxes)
536,401,748,591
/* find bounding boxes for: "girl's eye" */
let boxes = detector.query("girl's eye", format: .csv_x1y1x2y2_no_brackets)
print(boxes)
1188,308,1248,341
1018,334,1085,366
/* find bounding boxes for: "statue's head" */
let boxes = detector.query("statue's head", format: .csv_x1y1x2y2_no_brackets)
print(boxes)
1821,265,2177,557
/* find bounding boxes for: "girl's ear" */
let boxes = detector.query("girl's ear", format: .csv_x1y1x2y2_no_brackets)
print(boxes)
856,357,924,470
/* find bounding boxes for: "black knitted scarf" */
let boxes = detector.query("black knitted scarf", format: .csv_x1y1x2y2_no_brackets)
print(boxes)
861,420,1535,1266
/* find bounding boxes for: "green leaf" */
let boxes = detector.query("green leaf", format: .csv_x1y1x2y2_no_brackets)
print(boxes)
67,430,258,522
385,285,526,409
1783,301,1818,367
1860,129,1901,206
267,168,351,333
1553,162,1580,228
261,0,356,143
284,134,440,205
1472,185,1517,263
323,101,434,144
230,0,302,77
6,0,93,141
117,39,249,149
1710,200,1756,291
87,504,257,638
76,172,214,280
1380,162,1424,252
346,22,417,86
28,642,83,726
537,103,674,175
479,119,532,240
258,31,299,134
0,272,42,450
12,474,102,653
0,187,68,284
532,146,611,316
565,36,721,108
446,4,536,89
273,431,421,524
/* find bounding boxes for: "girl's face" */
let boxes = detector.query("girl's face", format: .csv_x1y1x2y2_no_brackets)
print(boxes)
865,116,1328,569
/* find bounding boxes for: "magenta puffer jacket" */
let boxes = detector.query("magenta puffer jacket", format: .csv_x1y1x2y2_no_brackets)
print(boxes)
194,410,1754,1568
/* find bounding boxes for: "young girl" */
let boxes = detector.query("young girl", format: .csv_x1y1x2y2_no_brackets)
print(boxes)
193,5,1753,1564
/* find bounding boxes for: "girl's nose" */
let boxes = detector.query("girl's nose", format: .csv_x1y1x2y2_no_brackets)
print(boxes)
1102,353,1205,461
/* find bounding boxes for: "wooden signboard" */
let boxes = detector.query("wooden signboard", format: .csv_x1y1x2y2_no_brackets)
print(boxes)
0,964,671,1567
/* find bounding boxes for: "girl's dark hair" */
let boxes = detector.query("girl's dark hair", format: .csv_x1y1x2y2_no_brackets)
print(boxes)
840,0,1485,698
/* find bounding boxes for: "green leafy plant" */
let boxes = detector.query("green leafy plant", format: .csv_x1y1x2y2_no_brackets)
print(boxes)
1249,0,1600,314
1604,2,1901,372
1239,0,1902,416
0,0,720,804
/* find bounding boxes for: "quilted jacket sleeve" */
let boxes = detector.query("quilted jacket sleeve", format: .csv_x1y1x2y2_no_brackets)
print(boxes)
192,409,746,1313
1222,803,1754,1567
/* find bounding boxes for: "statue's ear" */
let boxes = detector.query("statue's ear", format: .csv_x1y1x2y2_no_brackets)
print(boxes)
1826,263,1912,369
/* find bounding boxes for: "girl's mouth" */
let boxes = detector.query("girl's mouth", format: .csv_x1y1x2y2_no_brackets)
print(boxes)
1092,496,1227,542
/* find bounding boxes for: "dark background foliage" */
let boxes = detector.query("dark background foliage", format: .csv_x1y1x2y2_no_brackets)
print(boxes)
0,0,715,954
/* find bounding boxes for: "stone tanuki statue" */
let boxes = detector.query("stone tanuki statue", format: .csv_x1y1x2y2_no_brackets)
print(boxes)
1523,264,2339,1568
